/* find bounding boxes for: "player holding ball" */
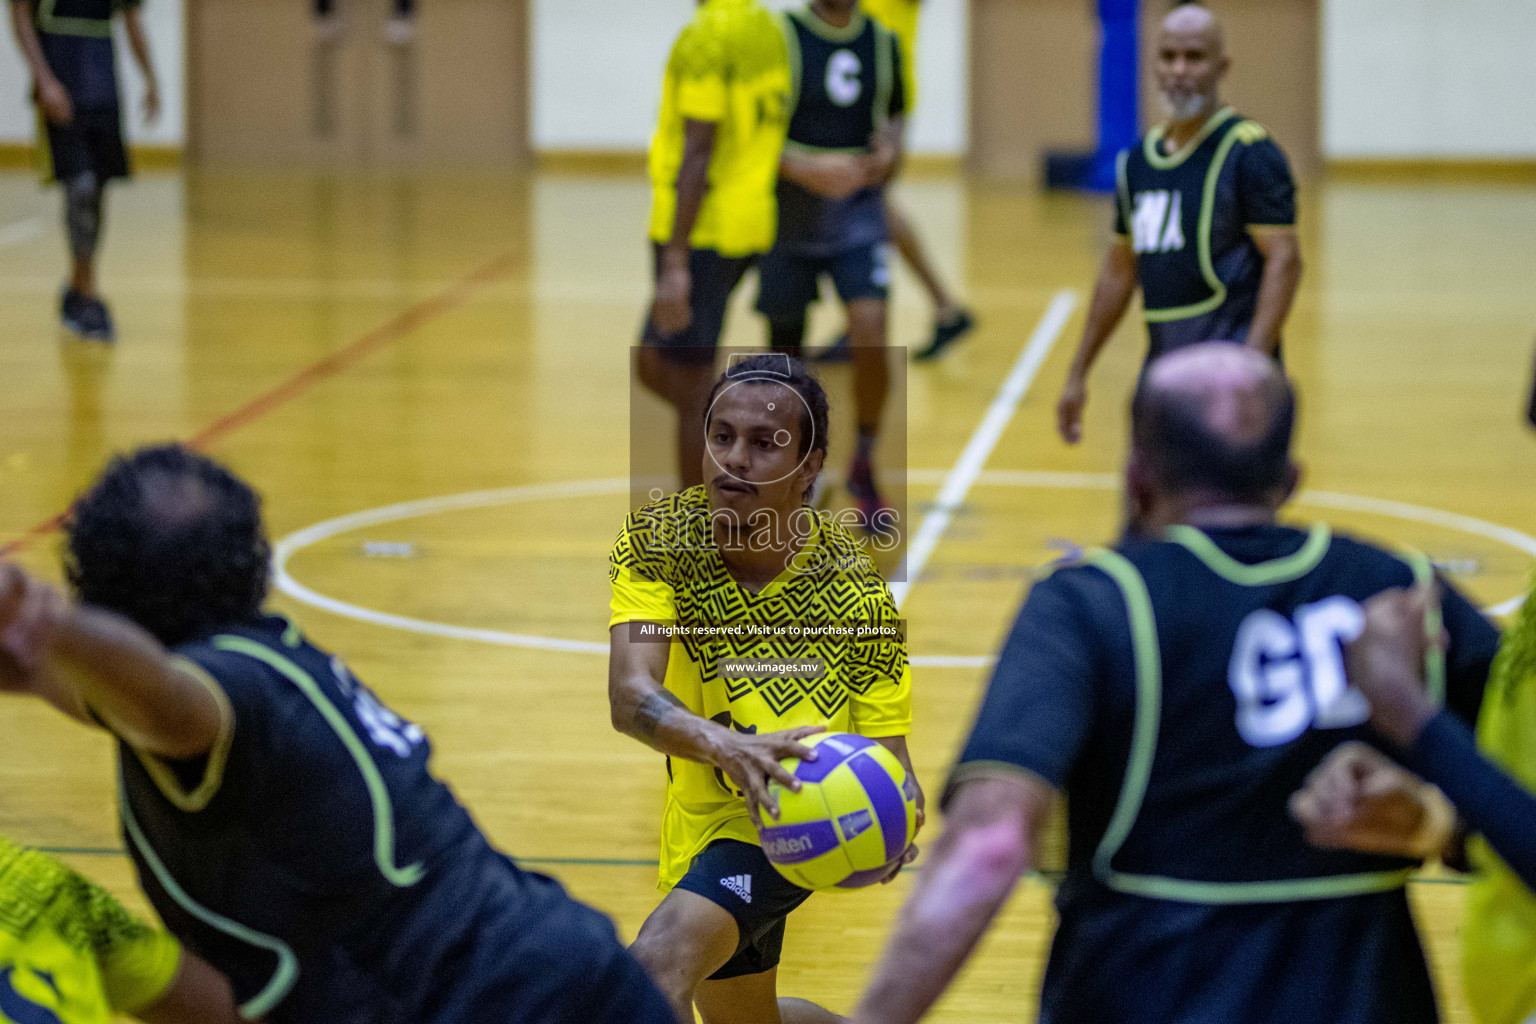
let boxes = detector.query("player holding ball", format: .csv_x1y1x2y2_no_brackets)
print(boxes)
609,354,921,1024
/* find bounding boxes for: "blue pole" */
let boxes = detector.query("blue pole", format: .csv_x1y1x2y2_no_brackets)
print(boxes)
1091,0,1140,190
1044,0,1140,191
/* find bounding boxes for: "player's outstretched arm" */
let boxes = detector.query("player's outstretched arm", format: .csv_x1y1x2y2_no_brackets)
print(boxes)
851,771,1053,1024
608,623,823,823
1246,226,1301,356
0,563,223,760
1057,240,1137,445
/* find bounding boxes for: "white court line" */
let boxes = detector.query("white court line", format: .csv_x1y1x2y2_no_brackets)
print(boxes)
0,217,45,250
271,478,626,656
271,475,1534,662
889,289,1079,609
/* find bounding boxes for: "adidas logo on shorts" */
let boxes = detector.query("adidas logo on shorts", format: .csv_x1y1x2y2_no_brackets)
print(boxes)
720,874,753,904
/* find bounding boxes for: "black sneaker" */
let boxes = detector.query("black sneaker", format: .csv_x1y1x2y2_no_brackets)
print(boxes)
76,295,116,342
812,333,852,364
913,308,975,362
60,288,89,337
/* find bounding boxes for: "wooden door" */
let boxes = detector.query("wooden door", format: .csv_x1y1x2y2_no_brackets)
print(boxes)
188,0,528,167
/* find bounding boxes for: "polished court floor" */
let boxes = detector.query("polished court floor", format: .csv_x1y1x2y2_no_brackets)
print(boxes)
2,166,1535,1021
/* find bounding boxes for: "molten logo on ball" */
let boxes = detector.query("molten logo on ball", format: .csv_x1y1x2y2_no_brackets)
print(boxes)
759,732,917,891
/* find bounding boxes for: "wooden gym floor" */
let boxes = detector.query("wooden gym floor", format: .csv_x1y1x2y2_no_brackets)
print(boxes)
1,166,1535,1021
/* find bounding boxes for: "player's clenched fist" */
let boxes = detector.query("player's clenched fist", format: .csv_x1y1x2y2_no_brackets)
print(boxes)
0,563,65,688
710,724,825,826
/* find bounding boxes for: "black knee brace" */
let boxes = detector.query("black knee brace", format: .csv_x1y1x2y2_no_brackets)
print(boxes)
64,172,102,260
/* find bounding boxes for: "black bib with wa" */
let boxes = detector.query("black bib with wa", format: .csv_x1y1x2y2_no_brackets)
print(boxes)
1114,108,1295,358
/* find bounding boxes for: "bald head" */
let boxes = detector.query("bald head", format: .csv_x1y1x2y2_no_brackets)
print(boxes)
1156,4,1229,124
1162,4,1224,55
1132,343,1295,502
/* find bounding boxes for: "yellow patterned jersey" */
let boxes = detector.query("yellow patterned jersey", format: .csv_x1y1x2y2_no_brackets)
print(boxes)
648,0,791,257
1464,578,1536,1024
609,486,912,888
861,0,920,109
0,835,181,1024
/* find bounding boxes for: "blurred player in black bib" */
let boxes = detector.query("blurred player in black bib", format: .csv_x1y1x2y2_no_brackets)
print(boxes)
0,445,678,1024
759,0,906,526
7,0,160,341
850,343,1503,1024
1056,4,1303,444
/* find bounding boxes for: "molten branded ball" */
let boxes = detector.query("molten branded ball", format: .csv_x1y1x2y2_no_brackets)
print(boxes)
759,732,918,892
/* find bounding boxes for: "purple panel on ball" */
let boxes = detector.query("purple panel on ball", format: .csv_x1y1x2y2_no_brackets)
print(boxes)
760,820,840,865
846,752,908,863
838,808,873,842
792,733,875,784
837,861,898,889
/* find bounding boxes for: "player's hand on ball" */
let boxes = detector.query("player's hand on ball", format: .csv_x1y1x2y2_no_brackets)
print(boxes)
0,564,64,690
1289,741,1452,858
879,841,920,885
713,724,825,826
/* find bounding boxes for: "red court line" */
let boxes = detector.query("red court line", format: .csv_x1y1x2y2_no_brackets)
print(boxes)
1,251,519,557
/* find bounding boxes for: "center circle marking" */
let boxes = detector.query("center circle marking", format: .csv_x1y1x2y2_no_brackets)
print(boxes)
272,473,1536,666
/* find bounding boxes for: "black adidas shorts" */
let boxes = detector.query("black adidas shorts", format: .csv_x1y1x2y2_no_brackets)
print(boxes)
673,839,813,979
641,244,756,367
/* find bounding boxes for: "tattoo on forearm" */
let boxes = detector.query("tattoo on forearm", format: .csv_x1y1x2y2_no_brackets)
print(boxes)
634,689,686,739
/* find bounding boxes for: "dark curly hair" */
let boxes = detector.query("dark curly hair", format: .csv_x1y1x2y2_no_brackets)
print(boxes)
704,353,830,460
65,444,270,646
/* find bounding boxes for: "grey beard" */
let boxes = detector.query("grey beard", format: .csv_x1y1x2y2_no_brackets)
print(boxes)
1162,92,1210,122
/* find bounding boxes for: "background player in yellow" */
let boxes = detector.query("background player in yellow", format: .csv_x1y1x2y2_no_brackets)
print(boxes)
609,355,920,1023
817,0,975,363
0,833,239,1023
640,0,800,488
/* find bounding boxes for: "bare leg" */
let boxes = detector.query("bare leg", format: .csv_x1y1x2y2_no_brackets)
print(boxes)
637,347,716,490
846,298,888,434
693,970,846,1024
885,198,960,322
630,888,742,1024
778,996,848,1023
696,969,783,1024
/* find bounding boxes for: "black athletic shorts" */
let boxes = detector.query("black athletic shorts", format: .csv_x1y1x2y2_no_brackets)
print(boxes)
755,241,891,320
641,243,756,367
673,839,813,979
39,107,129,184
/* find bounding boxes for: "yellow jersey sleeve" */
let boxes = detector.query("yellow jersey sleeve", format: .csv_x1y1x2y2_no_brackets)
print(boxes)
609,568,678,627
609,511,680,626
849,660,912,738
78,874,183,1013
671,20,730,124
845,581,912,738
